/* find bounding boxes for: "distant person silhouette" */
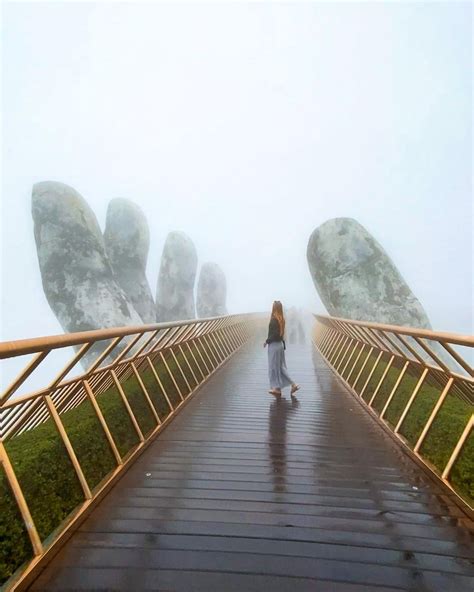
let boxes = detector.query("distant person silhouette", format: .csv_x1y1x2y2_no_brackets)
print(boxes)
264,301,300,397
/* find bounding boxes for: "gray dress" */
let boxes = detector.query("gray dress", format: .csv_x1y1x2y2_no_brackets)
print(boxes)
268,340,294,390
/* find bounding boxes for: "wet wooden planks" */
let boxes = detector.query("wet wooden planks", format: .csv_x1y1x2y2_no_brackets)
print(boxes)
30,342,474,591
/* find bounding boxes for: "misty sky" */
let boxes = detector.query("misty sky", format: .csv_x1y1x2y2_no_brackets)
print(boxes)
2,0,472,355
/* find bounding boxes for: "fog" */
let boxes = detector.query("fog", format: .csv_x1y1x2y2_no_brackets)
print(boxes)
2,0,472,356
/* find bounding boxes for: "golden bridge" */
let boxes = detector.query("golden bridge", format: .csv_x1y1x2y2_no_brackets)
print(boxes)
1,314,473,591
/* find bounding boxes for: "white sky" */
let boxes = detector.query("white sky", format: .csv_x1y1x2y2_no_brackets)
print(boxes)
1,0,473,354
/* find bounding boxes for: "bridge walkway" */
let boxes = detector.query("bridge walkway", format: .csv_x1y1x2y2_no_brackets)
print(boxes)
29,341,474,591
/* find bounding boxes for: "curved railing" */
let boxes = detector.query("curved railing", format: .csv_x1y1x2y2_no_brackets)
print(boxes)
0,314,263,590
312,314,473,511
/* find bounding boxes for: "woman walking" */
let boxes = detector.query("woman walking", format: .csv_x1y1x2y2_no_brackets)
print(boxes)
264,301,300,397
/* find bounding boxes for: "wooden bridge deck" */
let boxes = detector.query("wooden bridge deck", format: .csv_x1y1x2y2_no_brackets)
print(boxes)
30,341,474,591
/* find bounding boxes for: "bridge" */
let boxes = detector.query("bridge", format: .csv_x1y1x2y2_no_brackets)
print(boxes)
0,314,473,591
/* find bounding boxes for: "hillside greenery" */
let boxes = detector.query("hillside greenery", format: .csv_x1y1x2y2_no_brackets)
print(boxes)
0,343,206,586
345,349,473,501
1,339,471,587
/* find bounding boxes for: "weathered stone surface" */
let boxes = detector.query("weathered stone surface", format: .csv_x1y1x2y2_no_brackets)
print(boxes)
104,198,155,324
32,181,143,340
307,217,432,329
196,262,228,318
156,231,197,321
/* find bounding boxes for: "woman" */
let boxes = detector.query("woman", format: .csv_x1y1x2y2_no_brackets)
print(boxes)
264,301,300,397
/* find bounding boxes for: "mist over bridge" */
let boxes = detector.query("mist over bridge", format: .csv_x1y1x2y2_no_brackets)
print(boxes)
0,313,473,591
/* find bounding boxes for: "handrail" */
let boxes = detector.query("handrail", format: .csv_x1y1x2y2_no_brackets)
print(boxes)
0,315,233,359
315,313,474,347
312,313,473,512
315,314,474,384
0,313,264,591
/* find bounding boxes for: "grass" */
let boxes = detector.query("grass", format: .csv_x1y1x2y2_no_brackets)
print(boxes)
0,340,218,587
4,334,469,586
0,469,33,589
339,349,473,504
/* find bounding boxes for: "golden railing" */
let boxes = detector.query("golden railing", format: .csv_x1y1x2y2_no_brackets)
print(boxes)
0,313,262,590
312,314,473,510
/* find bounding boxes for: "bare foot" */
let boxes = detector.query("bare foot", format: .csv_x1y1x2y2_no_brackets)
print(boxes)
290,384,300,395
268,389,282,396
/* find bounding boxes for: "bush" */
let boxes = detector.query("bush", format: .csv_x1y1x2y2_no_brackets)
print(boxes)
4,337,468,587
347,350,473,505
0,342,210,587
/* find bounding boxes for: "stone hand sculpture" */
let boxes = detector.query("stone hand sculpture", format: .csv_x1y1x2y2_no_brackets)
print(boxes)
307,217,432,329
32,181,143,341
196,262,228,318
156,231,198,322
104,198,155,323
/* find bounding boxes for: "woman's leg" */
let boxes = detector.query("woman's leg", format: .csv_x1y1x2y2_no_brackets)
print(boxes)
268,342,282,393
281,348,300,394
279,348,294,389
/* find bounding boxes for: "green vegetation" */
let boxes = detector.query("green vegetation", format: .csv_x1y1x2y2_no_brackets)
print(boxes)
4,333,467,588
450,432,474,501
0,467,33,587
341,348,473,504
0,340,216,587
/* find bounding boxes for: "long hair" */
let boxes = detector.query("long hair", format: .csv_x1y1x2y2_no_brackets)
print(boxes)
271,301,285,337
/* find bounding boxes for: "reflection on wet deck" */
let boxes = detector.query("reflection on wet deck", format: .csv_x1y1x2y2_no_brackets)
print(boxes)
31,343,474,591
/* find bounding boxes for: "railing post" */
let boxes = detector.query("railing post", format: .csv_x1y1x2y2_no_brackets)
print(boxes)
169,348,192,393
0,441,43,556
352,347,374,389
394,368,429,433
332,335,351,368
44,394,93,499
146,356,175,412
110,370,145,442
442,415,473,481
327,331,346,365
368,355,395,407
185,342,206,380
84,380,123,466
341,341,361,378
158,350,184,401
380,361,410,420
194,337,213,375
178,344,199,385
359,351,384,399
336,338,356,373
322,329,338,358
131,362,161,425
414,377,453,453
346,343,366,383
